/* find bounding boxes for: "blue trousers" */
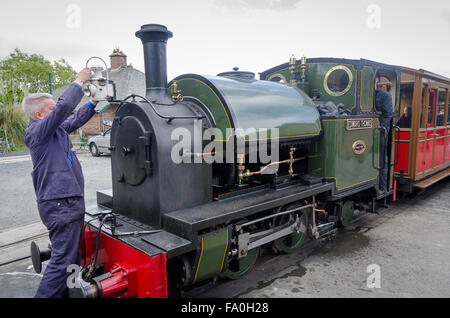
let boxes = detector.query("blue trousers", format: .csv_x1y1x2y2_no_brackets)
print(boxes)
35,197,85,298
379,154,389,191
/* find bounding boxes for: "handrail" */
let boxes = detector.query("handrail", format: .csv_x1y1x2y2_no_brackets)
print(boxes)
115,94,205,123
86,56,110,86
391,125,400,167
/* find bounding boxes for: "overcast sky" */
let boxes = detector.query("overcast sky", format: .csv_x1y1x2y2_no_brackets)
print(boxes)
1,0,449,80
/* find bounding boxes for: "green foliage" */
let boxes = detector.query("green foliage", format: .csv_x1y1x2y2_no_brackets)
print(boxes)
0,49,77,105
52,59,78,90
0,49,77,153
0,102,28,153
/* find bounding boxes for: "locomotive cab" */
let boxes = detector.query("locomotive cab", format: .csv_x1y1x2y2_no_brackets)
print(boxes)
261,57,402,199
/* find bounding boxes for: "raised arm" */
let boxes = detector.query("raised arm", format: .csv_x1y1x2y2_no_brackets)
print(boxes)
31,68,92,142
61,101,98,134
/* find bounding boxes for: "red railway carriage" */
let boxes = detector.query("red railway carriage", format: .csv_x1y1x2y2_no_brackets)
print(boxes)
394,67,450,192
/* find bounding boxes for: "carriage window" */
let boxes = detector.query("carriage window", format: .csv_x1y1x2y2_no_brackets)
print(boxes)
420,87,427,128
427,89,436,127
324,66,353,96
397,83,414,128
399,83,413,114
436,89,446,127
448,95,450,125
396,105,413,128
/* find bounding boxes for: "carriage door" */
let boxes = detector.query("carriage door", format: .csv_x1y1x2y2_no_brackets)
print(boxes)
446,91,450,165
418,84,442,176
434,88,448,169
426,87,436,172
394,76,414,177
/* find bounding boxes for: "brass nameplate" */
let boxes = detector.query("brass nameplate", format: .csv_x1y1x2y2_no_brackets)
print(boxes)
347,119,373,131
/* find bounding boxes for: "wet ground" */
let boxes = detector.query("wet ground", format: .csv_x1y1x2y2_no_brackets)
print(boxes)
0,259,43,298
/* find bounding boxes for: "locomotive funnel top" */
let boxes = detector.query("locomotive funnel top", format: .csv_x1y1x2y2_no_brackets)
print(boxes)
136,24,173,104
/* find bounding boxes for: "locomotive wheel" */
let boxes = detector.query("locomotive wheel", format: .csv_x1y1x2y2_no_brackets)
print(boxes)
222,247,260,280
273,203,308,254
223,219,260,280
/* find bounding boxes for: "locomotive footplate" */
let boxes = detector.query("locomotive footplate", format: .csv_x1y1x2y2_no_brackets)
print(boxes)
85,205,193,258
164,181,334,242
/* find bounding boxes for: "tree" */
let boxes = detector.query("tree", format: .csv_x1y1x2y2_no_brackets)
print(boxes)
52,59,78,90
0,49,77,152
0,49,77,104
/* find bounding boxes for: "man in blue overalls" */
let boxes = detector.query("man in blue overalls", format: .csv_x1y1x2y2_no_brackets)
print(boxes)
23,68,97,297
374,76,394,192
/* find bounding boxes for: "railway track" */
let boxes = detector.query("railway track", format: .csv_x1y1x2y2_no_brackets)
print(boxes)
0,232,48,251
0,224,48,268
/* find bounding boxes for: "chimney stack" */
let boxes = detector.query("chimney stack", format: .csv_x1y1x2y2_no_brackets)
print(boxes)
109,49,127,70
135,24,173,104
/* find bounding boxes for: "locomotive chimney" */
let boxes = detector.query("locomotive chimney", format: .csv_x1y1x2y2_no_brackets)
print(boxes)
136,24,173,104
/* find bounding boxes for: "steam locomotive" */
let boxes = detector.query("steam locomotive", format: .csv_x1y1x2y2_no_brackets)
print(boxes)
29,23,450,298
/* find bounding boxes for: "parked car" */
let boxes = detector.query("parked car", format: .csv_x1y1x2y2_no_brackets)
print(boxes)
88,128,111,157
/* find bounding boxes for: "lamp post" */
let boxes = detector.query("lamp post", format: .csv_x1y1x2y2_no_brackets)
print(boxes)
48,73,53,94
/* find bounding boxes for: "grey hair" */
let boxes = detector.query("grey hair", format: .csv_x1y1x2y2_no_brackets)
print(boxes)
22,93,54,120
